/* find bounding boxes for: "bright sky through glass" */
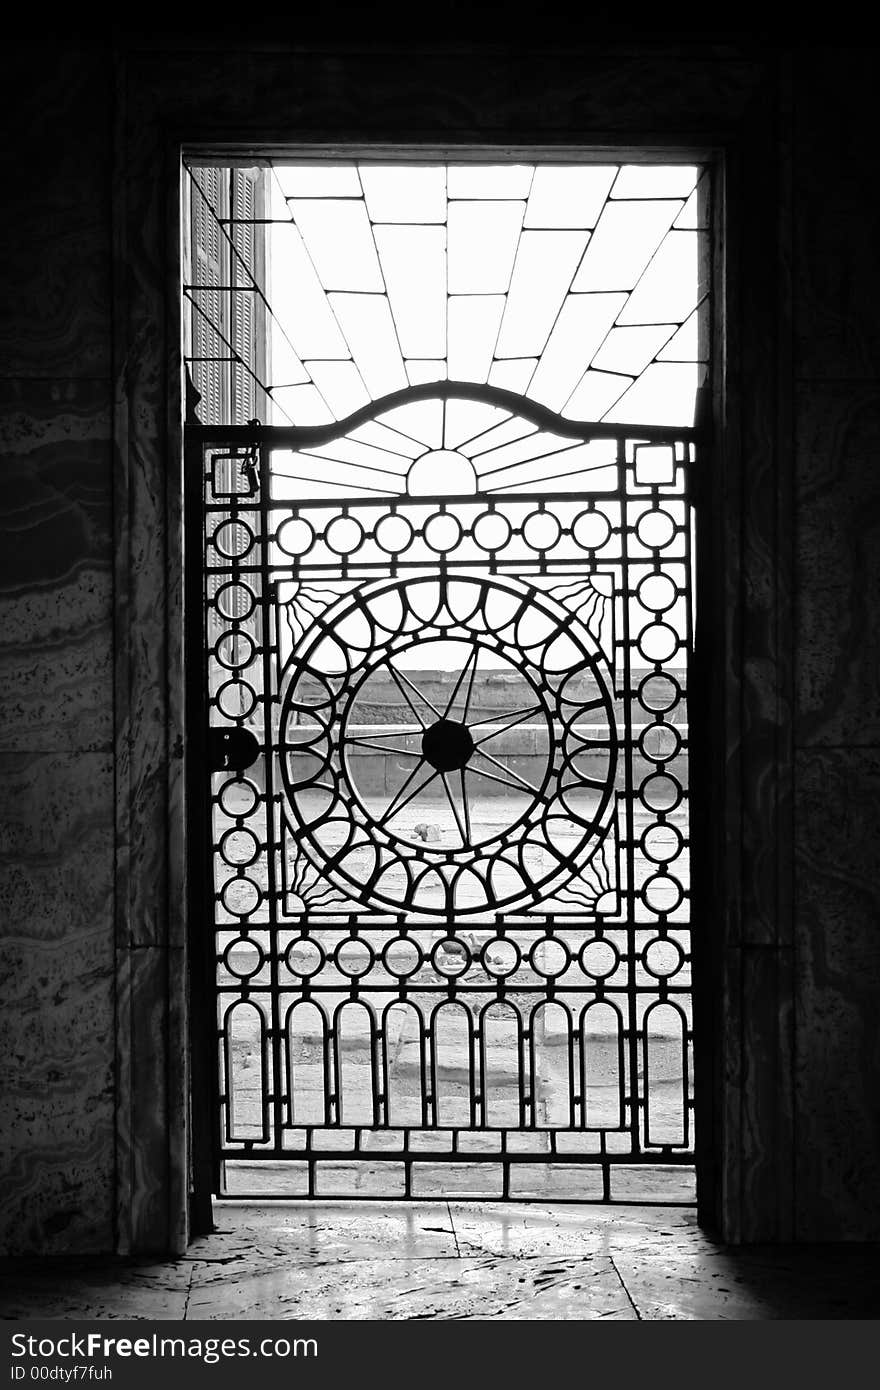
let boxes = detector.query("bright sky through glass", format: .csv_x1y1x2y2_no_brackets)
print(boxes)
266,161,707,433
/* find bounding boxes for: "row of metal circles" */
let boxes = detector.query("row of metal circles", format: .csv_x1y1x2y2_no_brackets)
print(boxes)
210,504,681,563
221,932,685,982
637,665,685,820
638,680,686,911
215,820,684,875
214,776,683,868
216,811,683,872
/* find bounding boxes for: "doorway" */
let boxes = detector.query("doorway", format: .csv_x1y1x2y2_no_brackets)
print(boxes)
183,154,709,1206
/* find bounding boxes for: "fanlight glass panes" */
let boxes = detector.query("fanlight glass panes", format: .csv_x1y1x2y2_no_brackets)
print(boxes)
183,159,708,435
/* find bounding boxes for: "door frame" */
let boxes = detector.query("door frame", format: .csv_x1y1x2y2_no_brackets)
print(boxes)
180,142,720,1229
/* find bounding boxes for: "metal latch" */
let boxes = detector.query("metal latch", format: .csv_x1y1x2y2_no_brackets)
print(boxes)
207,726,260,772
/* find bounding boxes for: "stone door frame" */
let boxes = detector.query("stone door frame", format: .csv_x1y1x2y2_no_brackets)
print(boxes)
113,42,792,1251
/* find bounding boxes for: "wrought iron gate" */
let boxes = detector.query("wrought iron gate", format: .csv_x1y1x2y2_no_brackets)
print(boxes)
188,381,699,1203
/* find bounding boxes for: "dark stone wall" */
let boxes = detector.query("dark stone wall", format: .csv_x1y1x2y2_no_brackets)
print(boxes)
0,35,877,1252
791,49,880,1240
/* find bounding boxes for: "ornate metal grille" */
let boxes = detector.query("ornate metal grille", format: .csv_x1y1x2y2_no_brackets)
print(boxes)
189,380,700,1203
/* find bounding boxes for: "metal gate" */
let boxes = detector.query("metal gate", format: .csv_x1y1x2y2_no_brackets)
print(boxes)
188,381,699,1203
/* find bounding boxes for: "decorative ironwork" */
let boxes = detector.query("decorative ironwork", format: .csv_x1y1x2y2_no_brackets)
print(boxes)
279,572,617,918
190,382,699,1204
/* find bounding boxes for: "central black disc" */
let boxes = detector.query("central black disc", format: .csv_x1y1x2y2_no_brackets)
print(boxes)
421,718,475,773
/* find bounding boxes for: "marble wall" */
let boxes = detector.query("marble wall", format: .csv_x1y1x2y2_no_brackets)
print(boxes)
1,35,877,1255
0,49,116,1253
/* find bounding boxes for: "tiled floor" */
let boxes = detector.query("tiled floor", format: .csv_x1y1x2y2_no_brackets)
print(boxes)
2,1203,879,1320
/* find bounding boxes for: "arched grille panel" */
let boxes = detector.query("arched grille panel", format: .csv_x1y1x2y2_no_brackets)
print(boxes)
191,382,699,1202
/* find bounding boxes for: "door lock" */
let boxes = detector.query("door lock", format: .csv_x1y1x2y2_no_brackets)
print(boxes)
206,726,260,772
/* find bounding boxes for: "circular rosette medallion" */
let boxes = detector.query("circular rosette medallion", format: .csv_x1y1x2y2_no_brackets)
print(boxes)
278,575,617,917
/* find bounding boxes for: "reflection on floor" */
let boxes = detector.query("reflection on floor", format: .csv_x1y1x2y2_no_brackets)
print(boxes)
2,1203,879,1320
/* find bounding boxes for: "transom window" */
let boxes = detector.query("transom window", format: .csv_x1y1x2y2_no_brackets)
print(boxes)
184,157,708,434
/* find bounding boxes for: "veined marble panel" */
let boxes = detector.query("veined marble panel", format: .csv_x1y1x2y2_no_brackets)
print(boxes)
0,751,113,941
184,1252,634,1320
116,946,181,1255
612,1244,880,1320
794,747,880,1240
0,47,111,378
0,379,112,751
0,750,114,1254
115,178,173,956
446,1201,701,1259
795,382,880,746
200,1200,458,1263
0,1133,114,1259
738,945,794,1242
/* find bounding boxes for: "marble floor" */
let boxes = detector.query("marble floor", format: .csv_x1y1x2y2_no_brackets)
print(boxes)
2,1202,880,1321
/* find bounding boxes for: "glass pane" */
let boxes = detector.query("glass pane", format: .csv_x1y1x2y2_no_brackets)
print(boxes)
328,293,408,399
611,164,698,199
361,163,446,222
495,231,590,358
290,199,384,291
374,225,446,358
447,164,533,198
572,200,681,292
527,293,626,410
524,165,616,228
447,200,525,294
